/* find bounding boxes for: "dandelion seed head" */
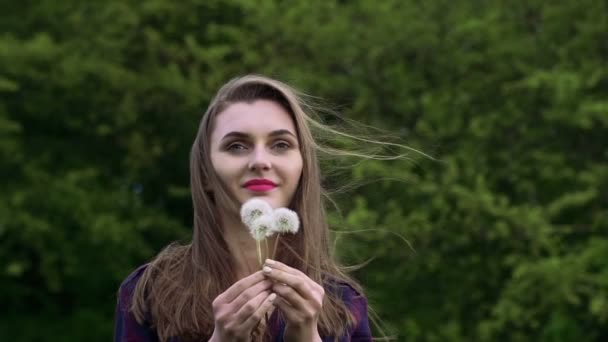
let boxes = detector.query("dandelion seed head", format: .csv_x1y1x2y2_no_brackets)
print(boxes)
240,198,273,228
250,215,276,241
272,208,300,234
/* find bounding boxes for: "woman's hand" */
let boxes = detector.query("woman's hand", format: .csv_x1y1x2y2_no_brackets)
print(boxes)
209,271,277,342
262,259,324,342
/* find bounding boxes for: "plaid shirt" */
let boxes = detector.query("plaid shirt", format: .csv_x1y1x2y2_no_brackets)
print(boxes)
115,264,372,342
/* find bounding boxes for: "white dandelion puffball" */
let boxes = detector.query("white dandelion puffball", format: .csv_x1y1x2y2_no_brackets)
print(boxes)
240,199,273,228
250,215,276,241
272,208,300,234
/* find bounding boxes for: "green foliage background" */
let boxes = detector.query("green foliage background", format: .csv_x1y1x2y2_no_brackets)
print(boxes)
1,0,607,341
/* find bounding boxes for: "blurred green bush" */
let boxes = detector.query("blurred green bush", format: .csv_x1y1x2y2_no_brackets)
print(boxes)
1,0,606,340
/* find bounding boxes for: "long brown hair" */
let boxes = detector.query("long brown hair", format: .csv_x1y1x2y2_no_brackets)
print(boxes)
130,75,365,341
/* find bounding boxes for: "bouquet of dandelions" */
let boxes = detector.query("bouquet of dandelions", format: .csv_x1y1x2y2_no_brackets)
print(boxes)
240,198,300,266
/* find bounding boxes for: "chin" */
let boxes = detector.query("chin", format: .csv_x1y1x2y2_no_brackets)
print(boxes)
239,194,275,206
259,197,282,209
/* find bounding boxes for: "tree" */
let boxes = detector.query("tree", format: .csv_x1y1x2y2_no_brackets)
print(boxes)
1,0,606,340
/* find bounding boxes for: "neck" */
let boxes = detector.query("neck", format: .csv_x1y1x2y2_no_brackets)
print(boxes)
220,210,276,279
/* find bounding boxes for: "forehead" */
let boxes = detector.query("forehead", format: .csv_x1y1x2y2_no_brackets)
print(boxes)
211,100,297,140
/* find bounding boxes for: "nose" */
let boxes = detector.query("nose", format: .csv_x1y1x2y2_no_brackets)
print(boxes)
248,146,272,171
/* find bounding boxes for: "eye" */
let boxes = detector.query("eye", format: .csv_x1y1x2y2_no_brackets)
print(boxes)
226,142,248,152
273,141,291,150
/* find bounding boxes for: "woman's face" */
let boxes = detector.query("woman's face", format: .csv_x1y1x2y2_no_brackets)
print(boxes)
209,99,303,210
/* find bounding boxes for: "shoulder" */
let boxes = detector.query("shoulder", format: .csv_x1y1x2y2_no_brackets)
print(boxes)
326,280,368,306
335,282,368,322
117,264,150,312
115,264,162,342
121,263,150,288
324,279,369,322
334,282,366,301
325,281,372,341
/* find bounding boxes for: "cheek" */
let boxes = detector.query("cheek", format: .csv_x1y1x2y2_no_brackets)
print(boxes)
288,157,304,184
210,154,238,185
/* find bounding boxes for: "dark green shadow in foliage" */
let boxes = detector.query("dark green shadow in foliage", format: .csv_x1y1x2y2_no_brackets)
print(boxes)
1,0,607,341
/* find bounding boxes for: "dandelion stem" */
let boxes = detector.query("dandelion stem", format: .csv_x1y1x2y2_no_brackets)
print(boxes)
256,241,262,266
272,235,280,260
264,239,269,261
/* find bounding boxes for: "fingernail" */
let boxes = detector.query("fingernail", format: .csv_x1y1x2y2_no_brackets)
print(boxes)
265,259,275,265
268,293,277,302
263,266,272,273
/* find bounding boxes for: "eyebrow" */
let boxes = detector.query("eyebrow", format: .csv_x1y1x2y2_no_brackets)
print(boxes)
221,129,297,141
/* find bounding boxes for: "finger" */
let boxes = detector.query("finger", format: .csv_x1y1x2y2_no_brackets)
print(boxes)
272,282,308,310
272,295,300,322
229,279,273,309
216,271,266,304
264,259,302,276
234,289,270,322
262,266,316,300
240,293,277,331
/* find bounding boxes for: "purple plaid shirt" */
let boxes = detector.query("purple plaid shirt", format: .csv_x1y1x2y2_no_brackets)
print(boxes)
114,264,372,342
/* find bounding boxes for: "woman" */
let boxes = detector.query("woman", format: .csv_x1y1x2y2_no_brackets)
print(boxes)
114,75,372,341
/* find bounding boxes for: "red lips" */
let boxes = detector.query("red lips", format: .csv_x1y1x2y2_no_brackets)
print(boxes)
243,179,277,192
244,179,277,187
